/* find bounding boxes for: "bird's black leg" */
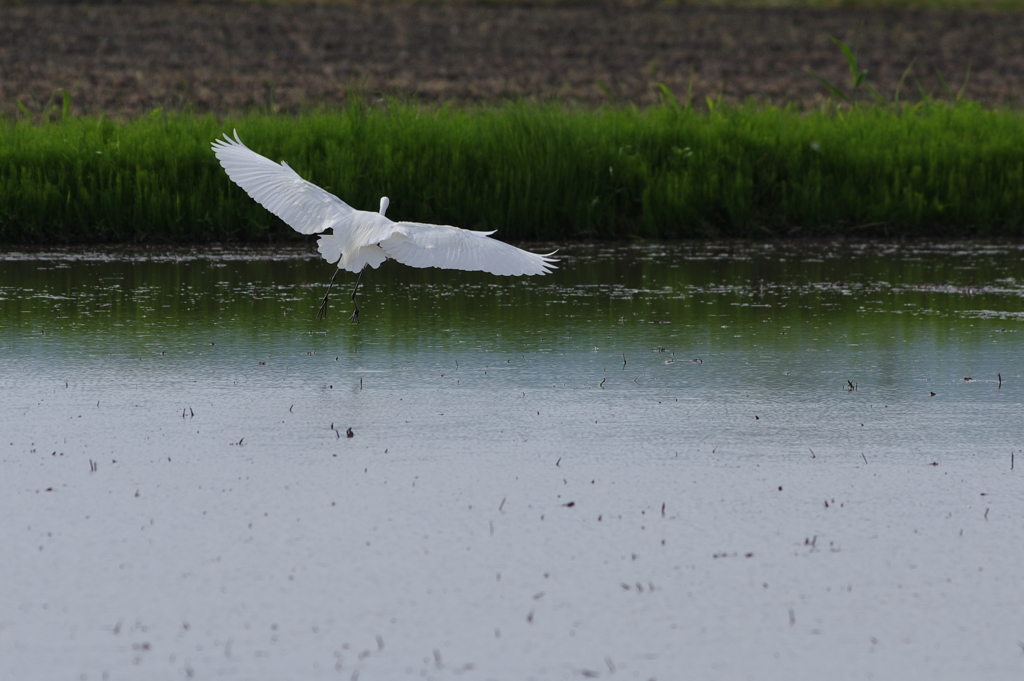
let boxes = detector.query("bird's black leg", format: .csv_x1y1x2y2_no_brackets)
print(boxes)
349,264,367,323
318,268,340,320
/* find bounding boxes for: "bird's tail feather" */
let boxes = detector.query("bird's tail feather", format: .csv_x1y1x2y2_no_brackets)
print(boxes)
317,234,344,265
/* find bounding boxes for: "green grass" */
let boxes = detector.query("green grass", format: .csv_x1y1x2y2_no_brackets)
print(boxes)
2,99,1023,243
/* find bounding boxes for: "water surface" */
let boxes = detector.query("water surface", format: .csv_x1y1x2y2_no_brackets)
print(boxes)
2,242,1023,679
3,241,1021,460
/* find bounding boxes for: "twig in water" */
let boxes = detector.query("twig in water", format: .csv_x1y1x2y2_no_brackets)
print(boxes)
622,353,627,370
498,496,506,512
862,453,868,465
998,372,1002,388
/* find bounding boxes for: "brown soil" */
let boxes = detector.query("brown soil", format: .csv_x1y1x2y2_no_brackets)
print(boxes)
2,2,1023,117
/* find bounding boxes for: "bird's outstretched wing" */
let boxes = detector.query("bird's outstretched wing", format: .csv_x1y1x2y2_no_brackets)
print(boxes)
212,130,354,235
381,223,557,276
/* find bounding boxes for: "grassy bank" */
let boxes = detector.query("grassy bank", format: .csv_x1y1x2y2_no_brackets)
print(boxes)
2,100,1023,243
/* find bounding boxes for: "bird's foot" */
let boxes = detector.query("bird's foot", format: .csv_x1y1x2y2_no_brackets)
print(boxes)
317,297,330,320
349,308,360,323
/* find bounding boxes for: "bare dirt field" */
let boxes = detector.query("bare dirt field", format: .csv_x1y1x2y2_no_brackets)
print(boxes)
2,1,1023,117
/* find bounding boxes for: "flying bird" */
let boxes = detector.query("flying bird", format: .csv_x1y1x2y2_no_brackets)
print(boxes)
212,131,557,321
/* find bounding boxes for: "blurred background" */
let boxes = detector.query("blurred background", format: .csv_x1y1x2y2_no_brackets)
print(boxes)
3,0,1021,119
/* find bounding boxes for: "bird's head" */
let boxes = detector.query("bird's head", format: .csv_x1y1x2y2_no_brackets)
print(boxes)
379,197,390,216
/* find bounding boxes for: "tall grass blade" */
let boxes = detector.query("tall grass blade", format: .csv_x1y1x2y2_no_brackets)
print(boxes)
865,83,886,106
894,59,916,108
806,71,851,104
936,69,954,101
830,37,860,83
957,61,972,102
657,83,680,109
914,77,932,103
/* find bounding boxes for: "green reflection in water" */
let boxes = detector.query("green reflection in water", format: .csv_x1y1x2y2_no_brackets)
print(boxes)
3,242,1021,347
2,241,1021,404
2,241,1022,462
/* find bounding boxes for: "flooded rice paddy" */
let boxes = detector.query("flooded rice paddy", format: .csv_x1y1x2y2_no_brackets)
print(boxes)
2,242,1023,680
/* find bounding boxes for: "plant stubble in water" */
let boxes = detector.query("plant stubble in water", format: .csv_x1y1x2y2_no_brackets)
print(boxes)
1,241,1023,680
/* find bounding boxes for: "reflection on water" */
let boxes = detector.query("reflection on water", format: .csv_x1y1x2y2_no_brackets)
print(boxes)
1,241,1022,461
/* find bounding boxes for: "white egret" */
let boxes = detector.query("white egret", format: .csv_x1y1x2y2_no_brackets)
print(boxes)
212,131,557,321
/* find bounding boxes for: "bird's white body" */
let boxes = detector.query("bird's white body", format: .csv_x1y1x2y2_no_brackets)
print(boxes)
211,131,557,277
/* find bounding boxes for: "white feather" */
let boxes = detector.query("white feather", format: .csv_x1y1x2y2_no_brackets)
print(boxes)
213,131,558,278
381,223,555,275
316,234,344,265
212,131,354,236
